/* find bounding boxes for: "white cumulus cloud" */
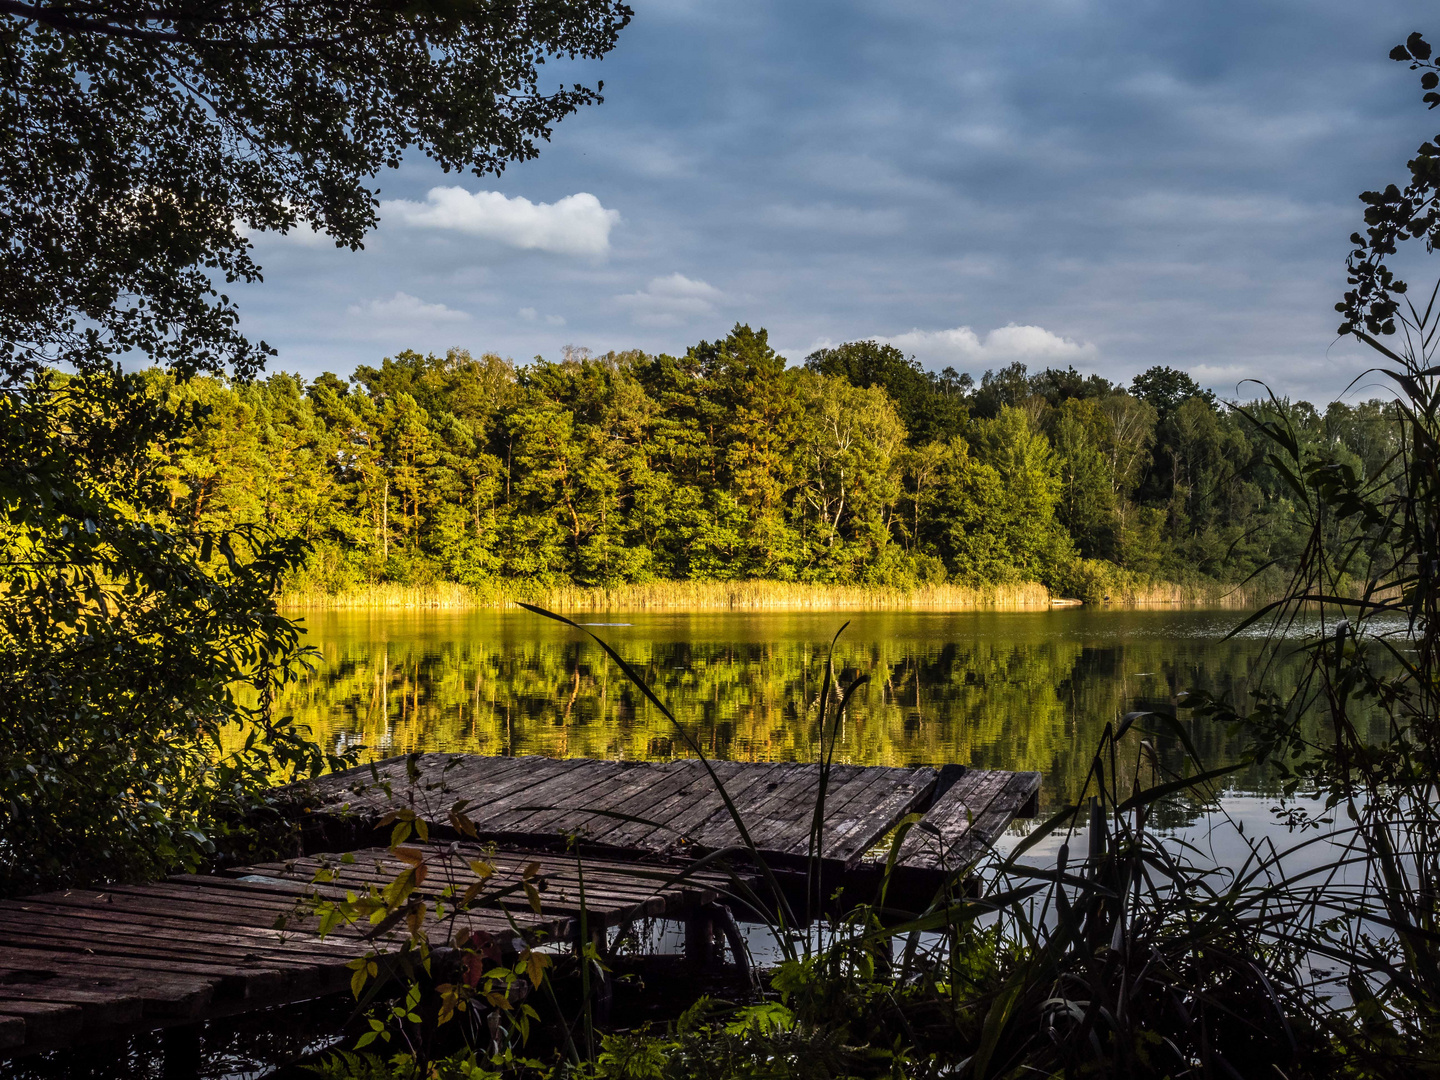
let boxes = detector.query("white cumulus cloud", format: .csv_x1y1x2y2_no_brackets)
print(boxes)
616,273,724,327
380,187,620,257
347,292,471,324
881,324,1098,370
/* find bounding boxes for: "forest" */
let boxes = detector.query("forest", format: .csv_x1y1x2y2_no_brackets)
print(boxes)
127,327,1398,602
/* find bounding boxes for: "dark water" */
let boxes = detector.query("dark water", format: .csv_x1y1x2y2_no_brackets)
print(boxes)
280,606,1367,814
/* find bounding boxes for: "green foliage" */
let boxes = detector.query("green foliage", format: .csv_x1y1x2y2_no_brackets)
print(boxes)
0,0,630,898
0,0,632,384
804,339,969,444
0,369,347,896
113,328,1406,601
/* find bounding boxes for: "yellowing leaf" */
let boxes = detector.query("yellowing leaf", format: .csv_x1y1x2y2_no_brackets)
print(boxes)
521,948,551,988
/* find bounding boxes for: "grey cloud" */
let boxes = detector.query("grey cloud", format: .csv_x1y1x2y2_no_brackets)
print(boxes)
228,0,1440,402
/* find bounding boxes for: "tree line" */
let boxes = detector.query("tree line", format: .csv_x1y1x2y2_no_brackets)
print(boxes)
128,324,1399,599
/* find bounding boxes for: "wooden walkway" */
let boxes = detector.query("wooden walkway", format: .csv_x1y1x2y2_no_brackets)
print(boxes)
0,755,1040,1058
285,754,1040,876
0,845,742,1056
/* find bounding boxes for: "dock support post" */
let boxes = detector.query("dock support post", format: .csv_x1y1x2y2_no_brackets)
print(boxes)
161,1023,202,1079
713,904,755,989
684,906,716,968
686,903,752,985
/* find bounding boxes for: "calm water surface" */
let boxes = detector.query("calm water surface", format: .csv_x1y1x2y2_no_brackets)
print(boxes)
281,606,1354,815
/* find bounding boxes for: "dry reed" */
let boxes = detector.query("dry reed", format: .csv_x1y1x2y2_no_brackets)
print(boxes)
276,578,1056,612
1103,580,1268,608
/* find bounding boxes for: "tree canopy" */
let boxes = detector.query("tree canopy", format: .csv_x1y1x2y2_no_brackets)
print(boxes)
0,0,633,896
103,329,1400,606
0,0,633,380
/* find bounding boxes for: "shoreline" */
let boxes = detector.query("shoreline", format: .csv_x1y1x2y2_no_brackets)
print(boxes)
276,578,1265,612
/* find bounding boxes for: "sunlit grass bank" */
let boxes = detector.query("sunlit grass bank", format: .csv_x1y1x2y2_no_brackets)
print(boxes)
276,577,1265,611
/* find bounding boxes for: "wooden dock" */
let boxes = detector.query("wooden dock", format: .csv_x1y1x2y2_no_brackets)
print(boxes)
0,755,1040,1059
285,754,1041,877
0,845,742,1056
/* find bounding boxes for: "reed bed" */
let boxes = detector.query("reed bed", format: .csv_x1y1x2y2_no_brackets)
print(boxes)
1106,580,1269,607
276,578,1059,611
277,576,1275,612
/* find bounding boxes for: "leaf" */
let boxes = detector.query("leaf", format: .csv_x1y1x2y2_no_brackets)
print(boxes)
449,808,479,838
520,948,551,988
380,868,417,910
523,880,543,914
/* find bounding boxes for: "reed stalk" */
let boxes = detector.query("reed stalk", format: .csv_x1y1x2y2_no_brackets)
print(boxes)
275,577,1266,612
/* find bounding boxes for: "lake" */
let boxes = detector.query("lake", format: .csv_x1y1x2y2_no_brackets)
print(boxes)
279,606,1350,821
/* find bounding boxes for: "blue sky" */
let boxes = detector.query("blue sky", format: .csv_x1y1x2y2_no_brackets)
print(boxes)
237,0,1439,402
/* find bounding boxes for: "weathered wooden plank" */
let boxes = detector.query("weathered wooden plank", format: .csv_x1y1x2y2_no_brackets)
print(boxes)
746,763,891,855
545,760,704,841
894,769,1010,870
0,920,368,997
239,846,727,927
895,769,1036,871
0,981,145,1025
650,760,828,854
3,900,377,961
293,752,542,820
0,962,213,1018
0,999,83,1044
0,941,287,999
937,771,1043,868
254,854,666,924
578,760,721,849
451,758,602,832
823,776,938,867
165,877,567,946
0,917,342,971
19,887,376,947
475,760,631,834
602,761,748,852
692,763,837,849
0,1013,24,1051
298,752,461,811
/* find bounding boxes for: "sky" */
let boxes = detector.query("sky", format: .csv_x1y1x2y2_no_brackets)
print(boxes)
236,0,1440,402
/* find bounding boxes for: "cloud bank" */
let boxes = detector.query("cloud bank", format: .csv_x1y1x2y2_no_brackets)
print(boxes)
881,324,1099,372
347,292,471,325
616,273,724,326
380,188,620,257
